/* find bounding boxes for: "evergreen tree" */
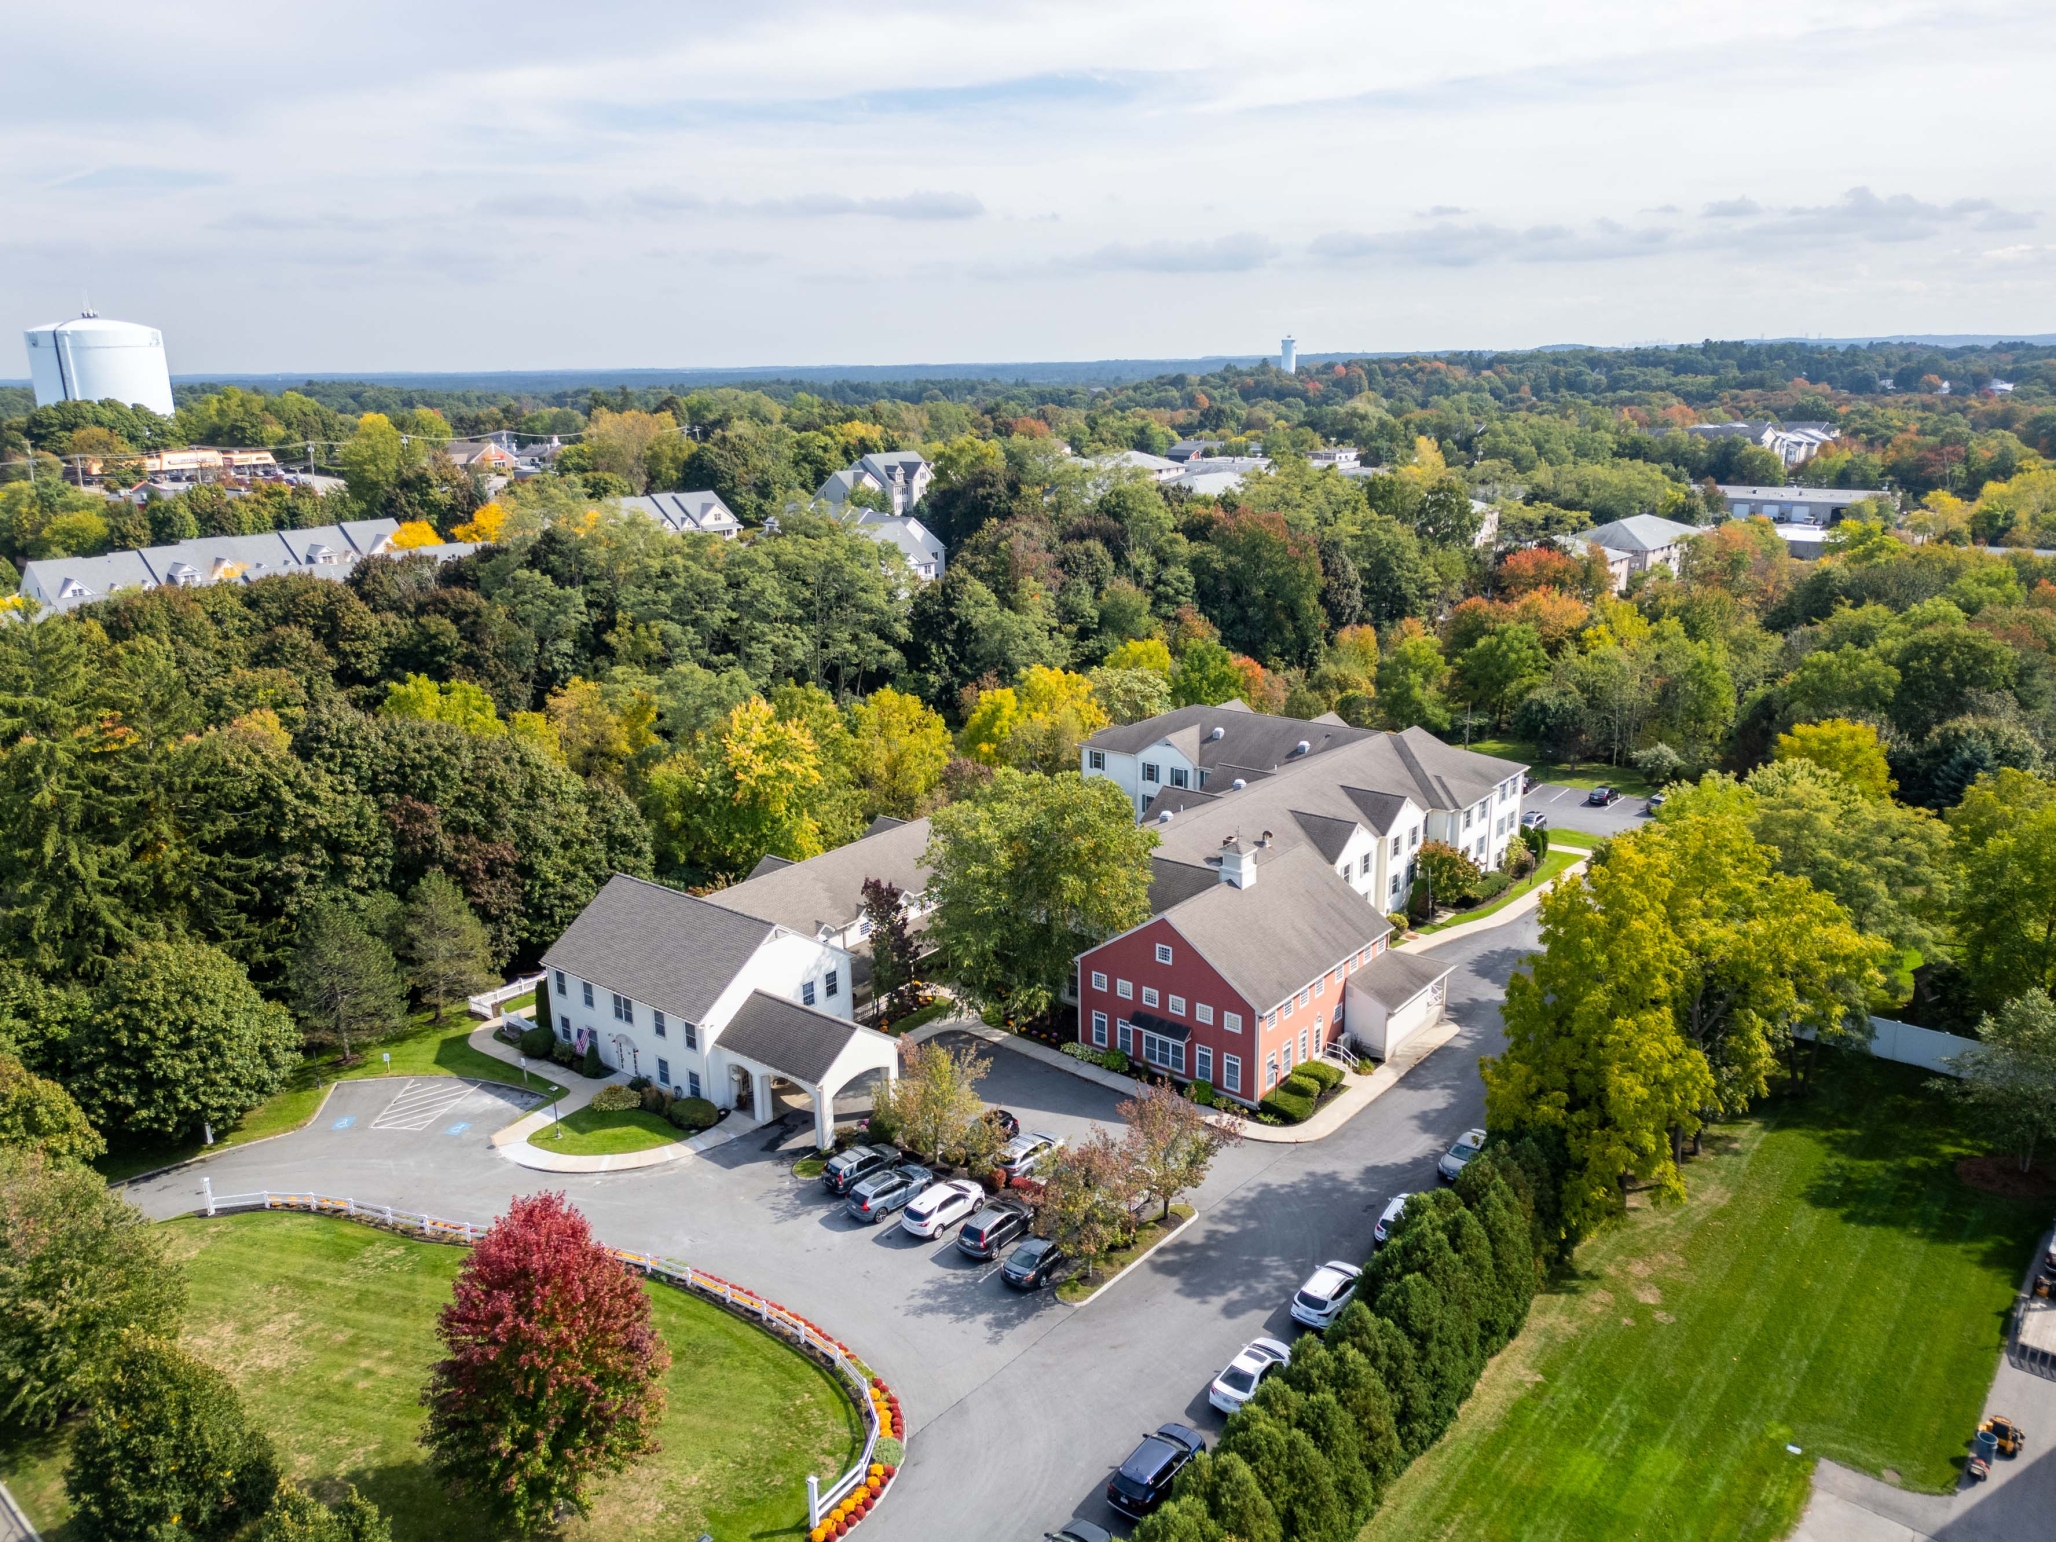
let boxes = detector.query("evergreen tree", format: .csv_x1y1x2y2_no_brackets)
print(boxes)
291,899,408,1061
403,872,498,1023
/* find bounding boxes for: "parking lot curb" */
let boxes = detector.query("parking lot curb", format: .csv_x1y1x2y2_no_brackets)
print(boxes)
1393,857,1586,954
1061,1207,1200,1310
111,1082,340,1190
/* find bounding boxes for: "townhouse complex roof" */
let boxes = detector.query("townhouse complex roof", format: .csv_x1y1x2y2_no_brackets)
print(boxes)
621,490,742,535
707,817,932,938
542,874,776,1023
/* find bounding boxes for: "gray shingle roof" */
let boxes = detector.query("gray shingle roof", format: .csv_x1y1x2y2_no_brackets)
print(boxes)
622,491,741,534
1351,949,1453,1009
706,818,932,938
1577,514,1701,553
542,874,775,1024
1157,845,1391,1011
718,990,871,1084
1087,701,1377,774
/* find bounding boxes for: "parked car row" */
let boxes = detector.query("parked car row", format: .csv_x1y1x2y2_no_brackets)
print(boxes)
817,1121,1071,1290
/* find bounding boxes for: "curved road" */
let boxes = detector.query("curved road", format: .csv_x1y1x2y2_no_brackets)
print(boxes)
129,915,1537,1541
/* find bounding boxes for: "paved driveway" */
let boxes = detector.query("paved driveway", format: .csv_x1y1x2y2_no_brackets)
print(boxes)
129,919,1535,1542
1530,779,1652,838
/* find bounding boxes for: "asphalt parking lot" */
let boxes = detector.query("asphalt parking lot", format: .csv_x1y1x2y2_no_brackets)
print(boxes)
1530,779,1654,837
130,918,1535,1542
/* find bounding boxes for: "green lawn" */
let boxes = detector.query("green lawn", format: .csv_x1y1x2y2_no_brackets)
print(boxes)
1057,1204,1196,1304
1547,828,1602,852
1360,1055,2046,1542
0,1212,861,1542
95,1012,569,1183
528,1105,683,1155
1420,850,1578,934
1465,737,1656,797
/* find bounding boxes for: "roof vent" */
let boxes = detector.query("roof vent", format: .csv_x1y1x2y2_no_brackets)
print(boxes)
1292,739,1311,757
1260,829,1274,846
1208,725,1226,741
1221,833,1238,848
1157,810,1174,824
1231,778,1247,791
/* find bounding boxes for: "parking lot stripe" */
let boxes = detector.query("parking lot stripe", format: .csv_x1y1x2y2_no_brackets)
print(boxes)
370,1079,478,1132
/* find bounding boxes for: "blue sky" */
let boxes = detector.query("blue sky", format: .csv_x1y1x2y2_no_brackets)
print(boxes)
5,0,2053,373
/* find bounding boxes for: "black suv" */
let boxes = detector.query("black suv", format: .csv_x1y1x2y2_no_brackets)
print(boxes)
845,1164,934,1224
1106,1424,1207,1519
1001,1236,1066,1290
956,1197,1034,1260
822,1143,900,1196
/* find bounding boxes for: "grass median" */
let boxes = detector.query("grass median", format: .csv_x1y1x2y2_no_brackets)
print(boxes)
0,1211,862,1542
1359,1054,2046,1542
1418,850,1579,934
1057,1203,1197,1304
528,1105,684,1156
96,1011,571,1183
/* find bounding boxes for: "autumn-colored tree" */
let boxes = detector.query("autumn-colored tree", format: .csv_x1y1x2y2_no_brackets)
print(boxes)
1102,637,1173,675
421,1192,669,1532
1497,545,1585,597
847,686,951,818
643,696,824,880
380,674,506,737
1033,1127,1140,1278
545,677,658,782
957,666,1109,771
1773,718,1895,798
1118,1083,1241,1219
860,878,922,1021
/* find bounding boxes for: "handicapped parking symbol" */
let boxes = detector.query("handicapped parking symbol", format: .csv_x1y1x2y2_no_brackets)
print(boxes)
445,1122,471,1136
332,1116,356,1130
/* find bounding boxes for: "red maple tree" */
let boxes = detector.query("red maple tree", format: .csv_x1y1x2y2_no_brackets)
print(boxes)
421,1192,670,1531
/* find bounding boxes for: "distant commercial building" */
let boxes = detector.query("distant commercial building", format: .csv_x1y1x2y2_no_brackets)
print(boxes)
1717,485,1889,525
1307,448,1360,472
23,312,176,417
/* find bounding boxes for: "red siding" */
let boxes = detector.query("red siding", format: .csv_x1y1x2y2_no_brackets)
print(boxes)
1079,919,1391,1105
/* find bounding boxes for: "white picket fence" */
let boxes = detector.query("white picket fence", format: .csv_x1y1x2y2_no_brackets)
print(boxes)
195,1186,881,1529
468,973,545,1019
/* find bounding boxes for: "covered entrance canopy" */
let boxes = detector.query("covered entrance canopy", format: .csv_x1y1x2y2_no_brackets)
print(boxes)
715,990,901,1150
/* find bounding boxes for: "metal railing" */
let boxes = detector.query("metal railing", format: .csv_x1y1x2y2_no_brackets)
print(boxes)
195,1185,881,1528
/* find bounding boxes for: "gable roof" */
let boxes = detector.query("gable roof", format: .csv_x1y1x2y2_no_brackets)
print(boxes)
705,818,932,938
1085,700,1369,772
717,990,878,1085
623,490,741,534
1157,845,1391,1010
542,874,776,1023
1578,514,1702,553
1351,948,1454,1009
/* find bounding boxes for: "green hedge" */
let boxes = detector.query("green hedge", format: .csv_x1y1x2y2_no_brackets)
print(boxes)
1260,1089,1315,1123
1298,1060,1345,1091
1278,1072,1322,1100
665,1096,718,1132
517,1023,554,1058
1134,1134,1568,1542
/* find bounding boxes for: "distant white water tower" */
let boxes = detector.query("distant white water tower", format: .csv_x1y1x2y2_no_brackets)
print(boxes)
1280,334,1297,373
23,311,175,417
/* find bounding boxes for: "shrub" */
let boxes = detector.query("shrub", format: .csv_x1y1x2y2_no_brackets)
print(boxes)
1387,911,1411,934
626,1075,651,1092
1061,1042,1096,1061
665,1096,717,1132
579,1038,604,1078
590,1085,640,1113
1260,1089,1315,1123
1189,1079,1215,1107
256,1479,393,1542
873,1436,905,1466
517,1024,554,1058
1103,1049,1130,1074
1297,1060,1344,1092
638,1085,667,1114
1278,1072,1321,1100
66,1329,278,1542
549,1041,575,1068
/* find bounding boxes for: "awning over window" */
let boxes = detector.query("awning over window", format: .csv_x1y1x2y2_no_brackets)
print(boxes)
1127,1010,1191,1043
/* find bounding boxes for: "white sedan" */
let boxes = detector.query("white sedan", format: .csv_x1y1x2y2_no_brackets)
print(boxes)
1208,1337,1293,1414
899,1179,988,1239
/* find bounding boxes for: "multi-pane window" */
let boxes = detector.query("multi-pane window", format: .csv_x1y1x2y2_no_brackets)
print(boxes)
1223,1011,1242,1033
1117,1020,1134,1054
1089,750,1106,770
1170,768,1189,789
554,970,566,995
1091,970,1108,992
1141,1031,1185,1074
657,1058,671,1086
558,1014,571,1037
1300,1031,1310,1060
1117,979,1134,999
1265,1055,1279,1088
1142,986,1159,1008
1195,1002,1214,1025
1283,1038,1296,1070
802,981,816,1006
612,992,632,1023
1195,1044,1214,1083
1360,853,1372,875
581,981,594,1007
1167,994,1185,1016
1091,1010,1108,1047
653,1010,667,1038
1143,762,1161,784
1222,1054,1243,1093
684,1022,698,1050
687,1071,702,1099
1155,943,1174,965
826,970,839,999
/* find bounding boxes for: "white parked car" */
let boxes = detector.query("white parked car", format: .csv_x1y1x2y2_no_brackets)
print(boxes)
898,1179,987,1239
1208,1337,1293,1414
1437,1127,1487,1183
1289,1260,1362,1330
1373,1193,1412,1247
